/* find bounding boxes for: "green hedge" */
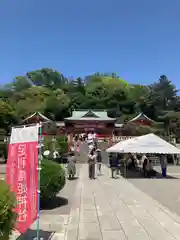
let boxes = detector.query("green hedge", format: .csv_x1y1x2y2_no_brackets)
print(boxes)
40,159,66,203
0,180,17,239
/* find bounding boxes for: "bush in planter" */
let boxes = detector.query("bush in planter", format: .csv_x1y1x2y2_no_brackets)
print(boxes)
0,180,17,239
40,159,66,203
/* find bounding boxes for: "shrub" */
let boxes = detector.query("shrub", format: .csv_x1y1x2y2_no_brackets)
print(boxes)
0,129,7,141
0,143,8,160
43,137,52,151
55,136,68,155
40,159,66,203
0,180,17,239
42,136,68,157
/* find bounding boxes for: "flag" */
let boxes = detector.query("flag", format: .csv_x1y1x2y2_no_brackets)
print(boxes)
6,125,39,233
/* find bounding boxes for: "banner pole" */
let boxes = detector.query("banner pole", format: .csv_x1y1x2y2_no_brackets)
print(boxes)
37,122,42,240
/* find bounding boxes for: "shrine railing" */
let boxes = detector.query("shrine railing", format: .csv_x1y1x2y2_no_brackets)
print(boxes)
112,136,133,142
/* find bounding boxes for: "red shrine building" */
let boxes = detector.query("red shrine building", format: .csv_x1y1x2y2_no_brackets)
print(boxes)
64,110,116,137
22,110,153,137
22,112,56,135
128,112,153,126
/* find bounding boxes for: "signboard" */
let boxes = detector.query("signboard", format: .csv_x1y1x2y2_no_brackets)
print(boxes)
74,123,105,129
6,125,39,233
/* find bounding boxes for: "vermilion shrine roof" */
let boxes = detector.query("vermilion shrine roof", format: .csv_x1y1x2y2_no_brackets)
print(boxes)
129,112,153,123
23,112,52,123
64,110,116,121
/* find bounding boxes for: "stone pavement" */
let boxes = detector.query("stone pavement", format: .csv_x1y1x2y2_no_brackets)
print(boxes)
12,164,180,239
0,163,6,180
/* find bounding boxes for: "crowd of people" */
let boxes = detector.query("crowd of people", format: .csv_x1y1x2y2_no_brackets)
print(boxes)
67,132,102,179
66,132,168,180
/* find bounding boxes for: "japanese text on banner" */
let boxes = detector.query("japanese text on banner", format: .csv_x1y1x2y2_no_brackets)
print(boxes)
17,144,27,222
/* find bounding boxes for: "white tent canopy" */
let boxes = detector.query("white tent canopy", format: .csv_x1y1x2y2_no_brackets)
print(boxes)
106,133,180,154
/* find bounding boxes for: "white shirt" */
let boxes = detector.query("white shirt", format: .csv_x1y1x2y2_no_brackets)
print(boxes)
88,133,93,140
93,133,96,139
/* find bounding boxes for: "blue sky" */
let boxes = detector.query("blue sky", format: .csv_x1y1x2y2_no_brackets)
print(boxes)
0,0,180,87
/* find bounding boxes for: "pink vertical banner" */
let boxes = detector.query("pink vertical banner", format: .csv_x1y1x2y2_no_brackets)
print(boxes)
6,125,39,233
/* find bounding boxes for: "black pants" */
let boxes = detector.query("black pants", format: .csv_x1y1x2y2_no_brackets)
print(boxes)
89,164,95,178
111,167,117,178
145,170,153,178
143,169,148,178
97,162,101,173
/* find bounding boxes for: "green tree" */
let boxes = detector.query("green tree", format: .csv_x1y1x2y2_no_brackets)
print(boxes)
10,86,52,118
158,111,180,142
1,68,180,140
6,76,32,92
0,100,17,130
85,75,129,115
44,89,70,120
26,68,68,89
149,75,178,111
121,122,161,136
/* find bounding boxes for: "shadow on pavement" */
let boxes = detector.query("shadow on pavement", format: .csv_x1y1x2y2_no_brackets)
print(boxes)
17,229,54,240
68,176,79,181
40,196,68,210
119,165,178,179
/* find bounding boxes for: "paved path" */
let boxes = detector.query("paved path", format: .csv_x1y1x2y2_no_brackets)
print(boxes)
0,163,6,179
12,164,180,239
128,176,180,218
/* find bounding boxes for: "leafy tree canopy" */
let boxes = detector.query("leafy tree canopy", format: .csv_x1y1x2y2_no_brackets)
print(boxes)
0,69,179,140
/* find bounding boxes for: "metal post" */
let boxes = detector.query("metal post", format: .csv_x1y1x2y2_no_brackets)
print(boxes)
36,123,42,240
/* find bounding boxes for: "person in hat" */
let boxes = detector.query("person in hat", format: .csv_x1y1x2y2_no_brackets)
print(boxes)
96,149,102,175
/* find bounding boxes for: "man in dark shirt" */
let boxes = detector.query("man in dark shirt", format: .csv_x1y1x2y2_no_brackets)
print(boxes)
109,153,119,178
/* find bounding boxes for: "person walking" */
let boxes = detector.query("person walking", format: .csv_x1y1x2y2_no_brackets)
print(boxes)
142,155,148,177
74,134,78,142
67,152,76,179
76,141,80,155
70,144,75,152
96,149,102,175
146,159,153,178
160,154,167,177
88,149,96,179
109,153,119,178
116,153,122,175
